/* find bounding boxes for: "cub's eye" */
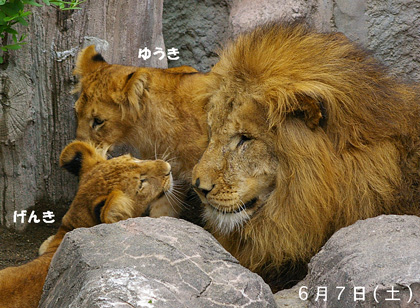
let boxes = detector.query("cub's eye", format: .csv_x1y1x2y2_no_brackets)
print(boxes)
237,134,252,147
137,178,148,191
92,117,104,129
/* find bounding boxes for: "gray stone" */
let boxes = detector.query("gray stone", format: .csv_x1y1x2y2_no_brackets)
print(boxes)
229,0,318,36
324,0,420,81
332,0,368,45
274,281,309,308
306,215,420,308
39,217,276,308
365,1,420,81
162,0,230,72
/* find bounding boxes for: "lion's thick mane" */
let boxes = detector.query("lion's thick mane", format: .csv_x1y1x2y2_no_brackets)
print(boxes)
195,23,420,290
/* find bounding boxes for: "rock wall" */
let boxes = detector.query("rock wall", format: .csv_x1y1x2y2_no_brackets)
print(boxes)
162,0,230,72
163,0,420,80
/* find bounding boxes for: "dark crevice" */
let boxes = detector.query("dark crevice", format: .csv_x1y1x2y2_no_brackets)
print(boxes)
198,279,212,297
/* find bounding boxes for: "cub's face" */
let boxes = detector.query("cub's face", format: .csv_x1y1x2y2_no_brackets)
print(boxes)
60,141,173,228
192,91,278,234
80,156,173,212
74,64,139,151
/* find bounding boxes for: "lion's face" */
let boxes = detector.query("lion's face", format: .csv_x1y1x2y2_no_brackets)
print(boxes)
192,92,278,234
80,155,173,214
74,64,139,151
60,141,173,228
73,46,205,156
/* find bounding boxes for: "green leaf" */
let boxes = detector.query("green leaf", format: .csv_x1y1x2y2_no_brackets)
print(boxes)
1,6,17,16
2,2,23,15
2,43,23,50
20,11,32,17
3,14,20,22
49,0,85,10
15,1,25,11
17,17,28,26
5,27,18,35
22,0,42,7
0,56,3,64
0,0,6,5
3,9,31,22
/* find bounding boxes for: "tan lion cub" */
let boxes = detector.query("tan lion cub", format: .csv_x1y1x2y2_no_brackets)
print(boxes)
0,141,173,308
73,46,209,218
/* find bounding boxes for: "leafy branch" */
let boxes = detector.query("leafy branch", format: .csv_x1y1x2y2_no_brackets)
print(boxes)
0,0,85,63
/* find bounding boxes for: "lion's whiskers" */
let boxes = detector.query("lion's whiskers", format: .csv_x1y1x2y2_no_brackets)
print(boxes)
164,187,189,210
170,184,187,196
239,199,251,221
163,191,178,213
154,141,158,160
203,199,251,235
160,147,169,161
163,156,179,165
153,147,179,170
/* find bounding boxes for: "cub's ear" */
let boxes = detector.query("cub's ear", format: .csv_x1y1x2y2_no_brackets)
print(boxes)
94,190,135,224
120,69,149,121
73,45,108,78
60,141,106,177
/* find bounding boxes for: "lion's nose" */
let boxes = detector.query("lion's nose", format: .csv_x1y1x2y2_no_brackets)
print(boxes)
194,178,214,197
164,162,171,176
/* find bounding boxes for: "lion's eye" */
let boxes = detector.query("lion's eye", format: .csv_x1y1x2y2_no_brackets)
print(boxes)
92,117,104,129
237,135,252,147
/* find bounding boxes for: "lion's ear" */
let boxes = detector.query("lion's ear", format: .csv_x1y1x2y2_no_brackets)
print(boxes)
120,69,149,121
60,141,106,177
73,45,108,78
291,94,327,129
95,190,135,224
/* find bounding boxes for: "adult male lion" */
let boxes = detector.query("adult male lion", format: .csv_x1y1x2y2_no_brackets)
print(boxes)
73,46,208,218
0,141,173,308
192,22,420,291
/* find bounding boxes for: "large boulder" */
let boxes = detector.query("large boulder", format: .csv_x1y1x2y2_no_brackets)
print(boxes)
274,281,308,308
306,215,420,308
39,217,276,308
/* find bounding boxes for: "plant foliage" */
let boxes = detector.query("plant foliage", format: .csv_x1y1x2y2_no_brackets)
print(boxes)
0,0,84,63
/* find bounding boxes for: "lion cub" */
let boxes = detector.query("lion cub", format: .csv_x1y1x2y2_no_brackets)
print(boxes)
73,46,209,218
0,141,173,308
